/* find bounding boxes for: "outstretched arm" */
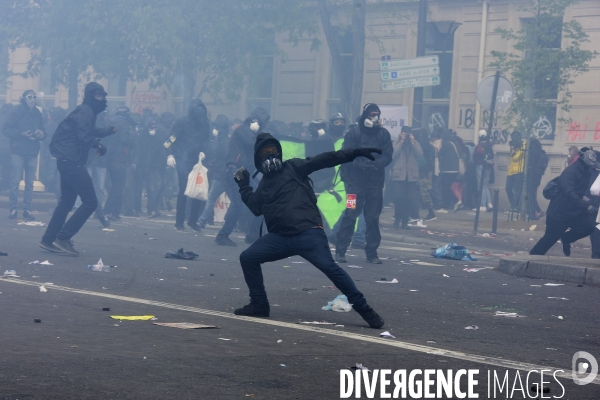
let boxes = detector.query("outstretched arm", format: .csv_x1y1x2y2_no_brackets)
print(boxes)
293,148,382,177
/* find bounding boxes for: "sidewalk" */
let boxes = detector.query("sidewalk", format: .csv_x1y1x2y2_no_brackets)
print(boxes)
498,255,600,286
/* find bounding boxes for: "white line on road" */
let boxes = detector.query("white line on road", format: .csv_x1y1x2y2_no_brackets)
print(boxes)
1,277,596,385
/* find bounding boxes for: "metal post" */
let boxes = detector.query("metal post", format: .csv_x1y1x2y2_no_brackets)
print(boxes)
492,189,499,234
473,71,500,233
411,0,427,129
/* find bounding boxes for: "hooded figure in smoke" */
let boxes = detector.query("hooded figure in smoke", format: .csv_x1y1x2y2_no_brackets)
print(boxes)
40,82,116,256
214,107,270,246
335,103,393,264
231,131,384,329
2,89,47,220
329,112,347,139
166,99,211,231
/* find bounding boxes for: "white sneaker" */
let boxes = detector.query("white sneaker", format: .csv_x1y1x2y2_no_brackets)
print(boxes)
435,209,449,213
479,206,487,212
487,203,493,209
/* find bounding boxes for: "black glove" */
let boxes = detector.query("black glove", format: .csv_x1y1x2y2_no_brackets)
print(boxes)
353,148,382,161
234,167,250,187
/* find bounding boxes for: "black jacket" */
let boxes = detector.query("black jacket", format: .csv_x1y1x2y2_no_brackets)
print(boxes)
49,103,113,164
2,102,46,156
546,158,591,221
239,133,357,236
339,124,392,188
527,139,549,185
438,137,460,173
226,107,270,173
169,99,210,165
104,112,136,165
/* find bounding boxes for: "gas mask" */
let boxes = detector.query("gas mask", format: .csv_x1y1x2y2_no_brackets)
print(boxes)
259,144,282,174
364,115,380,128
580,149,598,169
212,128,219,137
249,120,260,133
24,93,37,109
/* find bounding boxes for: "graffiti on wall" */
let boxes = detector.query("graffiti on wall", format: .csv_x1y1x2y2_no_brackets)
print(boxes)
458,107,508,144
566,117,600,143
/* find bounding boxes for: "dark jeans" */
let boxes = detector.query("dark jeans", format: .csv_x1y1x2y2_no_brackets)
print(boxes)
391,179,418,226
530,214,596,255
146,168,169,213
9,153,37,211
336,184,383,258
506,173,524,210
240,228,367,310
104,163,127,216
175,165,204,227
591,224,600,258
42,160,98,243
440,172,458,208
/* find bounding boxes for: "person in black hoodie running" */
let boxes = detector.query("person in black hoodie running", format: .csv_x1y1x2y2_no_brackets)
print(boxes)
232,132,384,329
39,82,116,256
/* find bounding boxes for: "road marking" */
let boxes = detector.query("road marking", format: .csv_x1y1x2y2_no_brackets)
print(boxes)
1,277,596,385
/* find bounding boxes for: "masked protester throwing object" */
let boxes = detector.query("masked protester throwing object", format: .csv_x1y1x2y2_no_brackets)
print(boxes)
232,132,385,329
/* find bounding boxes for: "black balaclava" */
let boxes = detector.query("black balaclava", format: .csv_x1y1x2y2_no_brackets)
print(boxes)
329,112,346,138
359,103,381,134
83,82,108,115
188,99,208,125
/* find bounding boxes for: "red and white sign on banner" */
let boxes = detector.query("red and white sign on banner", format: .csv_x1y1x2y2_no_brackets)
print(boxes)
130,91,162,114
214,192,231,223
346,194,357,209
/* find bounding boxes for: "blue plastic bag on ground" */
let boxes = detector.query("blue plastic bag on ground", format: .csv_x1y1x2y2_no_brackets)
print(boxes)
431,243,477,261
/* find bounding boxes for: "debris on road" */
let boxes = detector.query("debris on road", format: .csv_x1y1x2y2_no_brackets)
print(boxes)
165,248,199,260
153,322,218,329
463,267,492,273
442,274,450,278
351,363,370,372
178,267,188,270
34,319,41,323
557,316,564,320
88,258,109,272
376,278,398,283
465,325,479,330
347,265,362,269
39,285,47,292
409,289,418,292
218,338,232,341
432,243,477,261
303,288,317,291
18,221,45,227
547,297,568,300
277,340,282,343
102,228,115,232
379,331,395,339
102,308,110,311
3,270,19,277
299,321,336,325
292,261,305,264
414,261,442,266
544,283,564,287
110,315,155,321
30,260,54,265
494,311,526,318
529,225,537,231
282,265,291,268
0,252,7,256
322,294,352,312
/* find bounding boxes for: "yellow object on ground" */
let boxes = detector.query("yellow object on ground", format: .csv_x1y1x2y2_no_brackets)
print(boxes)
110,315,155,320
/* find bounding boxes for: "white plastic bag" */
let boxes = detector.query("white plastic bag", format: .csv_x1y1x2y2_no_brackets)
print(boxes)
321,294,353,312
184,152,209,201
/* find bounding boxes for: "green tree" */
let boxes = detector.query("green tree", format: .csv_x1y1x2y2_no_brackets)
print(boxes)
490,0,597,134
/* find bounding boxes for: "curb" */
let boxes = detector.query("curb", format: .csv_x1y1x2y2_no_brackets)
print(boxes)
497,255,600,286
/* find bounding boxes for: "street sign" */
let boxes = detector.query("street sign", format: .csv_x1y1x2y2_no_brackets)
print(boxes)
380,56,439,71
381,66,439,81
381,76,440,91
476,74,514,111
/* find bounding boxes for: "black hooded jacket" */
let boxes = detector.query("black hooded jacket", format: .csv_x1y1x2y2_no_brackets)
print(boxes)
2,100,46,156
49,84,113,164
168,99,210,165
104,111,136,165
226,107,270,173
239,133,358,236
546,158,592,221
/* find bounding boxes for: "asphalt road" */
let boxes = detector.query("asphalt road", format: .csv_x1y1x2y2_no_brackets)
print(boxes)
1,207,599,399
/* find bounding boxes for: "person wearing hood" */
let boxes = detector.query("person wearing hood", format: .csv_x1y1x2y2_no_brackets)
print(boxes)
2,90,47,220
215,107,270,246
198,114,230,228
530,148,598,256
308,119,328,141
166,99,211,231
231,131,384,328
40,82,116,256
335,103,393,264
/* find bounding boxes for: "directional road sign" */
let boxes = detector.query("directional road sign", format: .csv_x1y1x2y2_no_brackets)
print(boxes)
380,56,439,71
381,76,440,91
381,66,439,81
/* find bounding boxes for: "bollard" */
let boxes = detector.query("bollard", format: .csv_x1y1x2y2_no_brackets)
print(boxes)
492,189,499,234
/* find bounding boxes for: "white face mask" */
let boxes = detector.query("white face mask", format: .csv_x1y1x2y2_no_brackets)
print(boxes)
317,128,325,137
212,128,219,137
364,118,374,128
249,121,260,133
149,129,156,136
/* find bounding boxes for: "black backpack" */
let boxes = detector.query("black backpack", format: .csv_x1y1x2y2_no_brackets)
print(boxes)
542,176,560,200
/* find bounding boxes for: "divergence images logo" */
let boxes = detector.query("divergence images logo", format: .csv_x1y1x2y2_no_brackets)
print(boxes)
572,351,598,385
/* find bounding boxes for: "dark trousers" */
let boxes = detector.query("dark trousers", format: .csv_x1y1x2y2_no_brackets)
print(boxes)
42,160,98,243
175,166,204,227
104,163,127,216
240,228,367,310
591,225,600,259
336,184,383,258
392,179,418,226
440,172,458,208
527,179,542,219
146,168,168,213
506,173,524,210
530,214,596,255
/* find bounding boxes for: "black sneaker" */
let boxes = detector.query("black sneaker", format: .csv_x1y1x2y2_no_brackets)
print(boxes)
356,306,385,329
53,238,80,256
215,235,237,246
97,213,110,228
351,241,366,250
562,241,571,257
8,209,17,219
22,210,35,220
198,220,206,228
175,224,185,231
424,210,436,221
187,222,202,232
39,241,64,253
366,256,383,264
335,253,347,263
234,302,270,317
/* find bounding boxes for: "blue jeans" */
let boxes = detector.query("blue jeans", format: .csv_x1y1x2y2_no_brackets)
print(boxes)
199,179,226,225
331,212,366,244
239,228,367,310
42,160,98,243
475,165,491,206
10,154,37,211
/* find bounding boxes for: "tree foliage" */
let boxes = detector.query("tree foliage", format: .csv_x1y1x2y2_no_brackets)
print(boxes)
490,0,597,132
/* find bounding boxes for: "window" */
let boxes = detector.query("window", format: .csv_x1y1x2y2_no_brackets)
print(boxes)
247,30,275,116
38,56,55,106
0,40,8,101
523,17,562,100
328,27,353,117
